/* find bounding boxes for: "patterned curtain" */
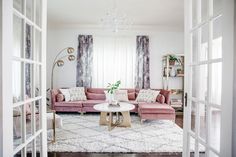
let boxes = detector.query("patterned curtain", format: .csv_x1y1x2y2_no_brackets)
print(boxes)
76,35,93,87
25,24,32,97
135,36,150,89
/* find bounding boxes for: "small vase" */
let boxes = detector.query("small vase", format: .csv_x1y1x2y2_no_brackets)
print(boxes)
170,67,176,77
107,93,114,104
169,60,175,65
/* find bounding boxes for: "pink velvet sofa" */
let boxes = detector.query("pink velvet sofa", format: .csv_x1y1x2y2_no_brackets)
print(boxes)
51,88,175,121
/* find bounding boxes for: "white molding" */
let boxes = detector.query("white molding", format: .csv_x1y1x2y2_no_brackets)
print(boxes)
41,0,48,156
47,23,184,33
0,0,14,156
220,0,234,156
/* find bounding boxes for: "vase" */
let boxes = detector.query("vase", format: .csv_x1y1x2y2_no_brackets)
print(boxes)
170,67,176,77
169,60,175,65
107,93,114,104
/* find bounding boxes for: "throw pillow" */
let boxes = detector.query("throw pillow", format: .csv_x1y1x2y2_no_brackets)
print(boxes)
156,94,165,104
56,94,65,102
128,92,136,100
59,89,71,102
69,87,87,101
86,92,106,100
136,89,159,103
114,90,129,102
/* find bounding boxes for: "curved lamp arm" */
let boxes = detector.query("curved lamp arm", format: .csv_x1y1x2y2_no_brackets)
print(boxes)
50,48,75,90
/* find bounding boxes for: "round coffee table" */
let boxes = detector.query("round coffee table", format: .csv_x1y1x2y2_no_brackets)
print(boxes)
94,102,135,131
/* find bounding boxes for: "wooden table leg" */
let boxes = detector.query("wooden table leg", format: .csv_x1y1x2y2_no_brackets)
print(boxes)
108,112,113,131
118,111,131,127
99,112,108,125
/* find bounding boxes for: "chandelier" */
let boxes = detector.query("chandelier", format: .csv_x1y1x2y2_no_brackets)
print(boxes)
101,0,133,32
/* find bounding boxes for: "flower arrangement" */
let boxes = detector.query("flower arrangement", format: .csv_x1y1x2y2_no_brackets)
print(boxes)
107,80,121,94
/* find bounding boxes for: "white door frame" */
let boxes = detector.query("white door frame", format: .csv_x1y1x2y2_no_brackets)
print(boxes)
0,0,47,156
220,0,234,156
0,0,14,156
183,0,235,156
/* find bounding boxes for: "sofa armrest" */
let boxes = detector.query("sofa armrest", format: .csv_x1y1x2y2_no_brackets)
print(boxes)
160,89,171,105
51,89,60,109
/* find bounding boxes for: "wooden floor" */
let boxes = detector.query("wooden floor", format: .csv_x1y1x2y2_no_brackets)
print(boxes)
48,115,185,157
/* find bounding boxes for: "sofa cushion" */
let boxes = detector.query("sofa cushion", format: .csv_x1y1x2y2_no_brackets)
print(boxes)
136,89,159,103
139,103,175,114
160,89,171,104
59,89,71,102
57,94,65,102
86,92,106,100
156,94,165,104
128,92,136,100
114,90,129,102
82,100,106,107
69,87,87,101
54,101,83,108
86,88,105,94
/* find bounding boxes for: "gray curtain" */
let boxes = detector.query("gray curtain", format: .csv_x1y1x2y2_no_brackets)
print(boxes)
25,24,32,97
76,35,93,87
135,36,150,89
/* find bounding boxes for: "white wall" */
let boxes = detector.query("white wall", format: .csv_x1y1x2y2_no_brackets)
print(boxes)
47,25,184,89
233,1,236,156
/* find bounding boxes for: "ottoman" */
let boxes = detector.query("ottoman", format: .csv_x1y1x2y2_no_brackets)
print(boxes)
138,103,176,122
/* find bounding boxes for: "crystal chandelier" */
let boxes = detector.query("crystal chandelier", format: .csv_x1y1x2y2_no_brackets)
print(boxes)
101,0,133,32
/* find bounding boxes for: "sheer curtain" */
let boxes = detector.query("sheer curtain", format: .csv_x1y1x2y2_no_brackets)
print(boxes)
92,36,136,88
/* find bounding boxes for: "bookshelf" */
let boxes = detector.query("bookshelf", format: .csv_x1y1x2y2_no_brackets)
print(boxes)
162,54,184,115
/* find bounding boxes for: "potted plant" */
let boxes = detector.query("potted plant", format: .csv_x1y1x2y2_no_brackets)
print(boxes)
169,55,179,65
107,80,121,104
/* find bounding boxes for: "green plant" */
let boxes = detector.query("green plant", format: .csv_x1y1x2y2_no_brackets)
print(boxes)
169,55,180,63
107,80,121,94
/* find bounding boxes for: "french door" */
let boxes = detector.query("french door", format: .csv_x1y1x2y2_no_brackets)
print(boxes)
183,0,234,157
0,0,47,156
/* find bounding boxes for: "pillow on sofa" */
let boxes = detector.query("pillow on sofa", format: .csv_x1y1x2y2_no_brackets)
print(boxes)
69,87,87,101
86,92,106,100
114,90,129,102
136,89,159,103
128,92,136,100
156,94,165,104
59,89,71,102
57,94,65,102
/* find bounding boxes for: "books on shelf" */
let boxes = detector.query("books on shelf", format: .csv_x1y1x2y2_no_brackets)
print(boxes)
171,99,182,108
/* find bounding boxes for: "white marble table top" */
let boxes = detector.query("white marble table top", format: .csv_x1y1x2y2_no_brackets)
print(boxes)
93,102,135,112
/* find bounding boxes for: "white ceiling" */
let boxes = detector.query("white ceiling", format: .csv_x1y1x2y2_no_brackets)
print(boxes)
47,0,184,27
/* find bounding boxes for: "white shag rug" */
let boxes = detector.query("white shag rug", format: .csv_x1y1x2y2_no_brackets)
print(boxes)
48,114,190,153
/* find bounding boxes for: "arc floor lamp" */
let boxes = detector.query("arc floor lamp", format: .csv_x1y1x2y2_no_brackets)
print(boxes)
51,47,75,90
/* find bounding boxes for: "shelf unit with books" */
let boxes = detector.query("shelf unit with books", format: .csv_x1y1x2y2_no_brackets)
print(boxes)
162,54,184,115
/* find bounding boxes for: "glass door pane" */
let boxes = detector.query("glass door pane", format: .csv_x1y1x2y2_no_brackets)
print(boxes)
13,15,23,58
13,0,24,13
25,24,33,60
26,0,34,21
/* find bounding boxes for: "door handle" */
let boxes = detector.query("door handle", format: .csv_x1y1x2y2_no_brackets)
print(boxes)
184,93,187,107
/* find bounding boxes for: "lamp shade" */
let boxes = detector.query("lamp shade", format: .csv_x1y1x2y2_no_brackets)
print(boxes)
56,60,64,67
68,55,75,61
67,47,74,54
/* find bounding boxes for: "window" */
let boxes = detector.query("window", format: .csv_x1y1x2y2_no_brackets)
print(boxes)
93,36,136,88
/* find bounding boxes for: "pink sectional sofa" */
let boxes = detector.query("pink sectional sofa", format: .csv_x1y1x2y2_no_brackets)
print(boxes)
51,88,175,121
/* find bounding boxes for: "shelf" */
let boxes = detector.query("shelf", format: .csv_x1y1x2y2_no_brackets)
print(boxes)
163,65,183,67
163,76,184,78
